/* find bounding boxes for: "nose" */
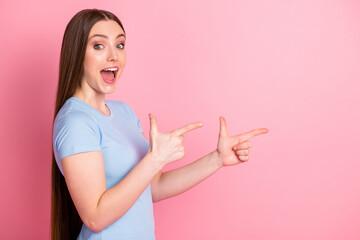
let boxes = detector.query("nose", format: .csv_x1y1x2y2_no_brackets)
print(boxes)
107,46,118,62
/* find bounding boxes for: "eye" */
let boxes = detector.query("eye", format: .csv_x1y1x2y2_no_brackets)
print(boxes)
94,44,104,50
117,43,125,49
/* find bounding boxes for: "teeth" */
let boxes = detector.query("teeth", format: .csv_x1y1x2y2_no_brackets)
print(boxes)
102,67,118,71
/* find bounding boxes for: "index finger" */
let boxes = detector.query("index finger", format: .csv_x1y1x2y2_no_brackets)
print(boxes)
239,128,269,142
172,122,203,136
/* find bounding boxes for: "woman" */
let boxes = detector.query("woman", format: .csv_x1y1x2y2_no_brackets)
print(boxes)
51,8,269,240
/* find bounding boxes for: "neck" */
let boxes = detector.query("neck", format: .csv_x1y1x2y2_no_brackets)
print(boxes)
72,89,109,116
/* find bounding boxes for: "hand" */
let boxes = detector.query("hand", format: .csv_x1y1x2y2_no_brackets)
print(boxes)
148,113,203,168
216,116,269,167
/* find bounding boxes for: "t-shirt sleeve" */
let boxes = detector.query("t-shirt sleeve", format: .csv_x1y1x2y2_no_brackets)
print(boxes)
123,102,144,132
53,111,102,162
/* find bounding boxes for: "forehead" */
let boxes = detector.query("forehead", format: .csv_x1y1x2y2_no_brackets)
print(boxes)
88,20,124,38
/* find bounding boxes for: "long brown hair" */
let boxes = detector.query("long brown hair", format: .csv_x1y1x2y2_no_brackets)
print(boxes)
51,9,125,240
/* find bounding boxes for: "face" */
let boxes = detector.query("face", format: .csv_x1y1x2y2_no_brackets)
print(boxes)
80,20,126,97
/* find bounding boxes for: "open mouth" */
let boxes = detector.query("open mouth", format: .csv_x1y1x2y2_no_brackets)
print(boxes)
100,67,119,83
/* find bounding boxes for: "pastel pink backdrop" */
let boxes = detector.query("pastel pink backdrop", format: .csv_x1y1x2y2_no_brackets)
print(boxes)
0,0,359,239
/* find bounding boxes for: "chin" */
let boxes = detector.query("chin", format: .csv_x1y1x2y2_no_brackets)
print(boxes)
102,88,116,95
101,82,118,93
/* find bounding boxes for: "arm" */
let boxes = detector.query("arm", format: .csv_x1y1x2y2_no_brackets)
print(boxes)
62,151,161,233
142,133,222,203
152,150,222,202
150,116,269,202
141,132,163,202
62,115,201,233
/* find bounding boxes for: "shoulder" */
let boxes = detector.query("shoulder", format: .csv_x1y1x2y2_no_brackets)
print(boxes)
53,101,102,165
54,101,99,133
53,102,101,152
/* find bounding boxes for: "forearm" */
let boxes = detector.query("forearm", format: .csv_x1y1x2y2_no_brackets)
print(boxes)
154,150,222,202
93,153,160,232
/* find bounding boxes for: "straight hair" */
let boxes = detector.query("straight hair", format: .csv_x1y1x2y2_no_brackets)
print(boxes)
51,9,125,240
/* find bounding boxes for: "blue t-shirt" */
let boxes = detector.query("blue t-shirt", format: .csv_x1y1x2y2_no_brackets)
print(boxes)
53,97,155,240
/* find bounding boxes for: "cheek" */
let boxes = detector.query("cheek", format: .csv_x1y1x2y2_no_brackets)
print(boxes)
83,66,98,80
84,49,103,65
120,51,127,63
83,56,102,77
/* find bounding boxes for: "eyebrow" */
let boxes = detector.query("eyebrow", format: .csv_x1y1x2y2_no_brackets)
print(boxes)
89,33,126,40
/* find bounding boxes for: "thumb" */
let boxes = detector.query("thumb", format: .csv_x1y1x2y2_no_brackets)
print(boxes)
149,113,159,137
219,116,228,137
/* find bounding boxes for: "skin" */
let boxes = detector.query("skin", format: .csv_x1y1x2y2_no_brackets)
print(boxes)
72,19,126,115
62,20,269,233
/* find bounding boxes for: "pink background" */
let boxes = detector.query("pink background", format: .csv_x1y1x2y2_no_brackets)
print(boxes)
0,0,359,239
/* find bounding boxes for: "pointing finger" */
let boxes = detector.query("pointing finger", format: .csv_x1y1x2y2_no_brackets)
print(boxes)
238,128,269,142
172,122,203,136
